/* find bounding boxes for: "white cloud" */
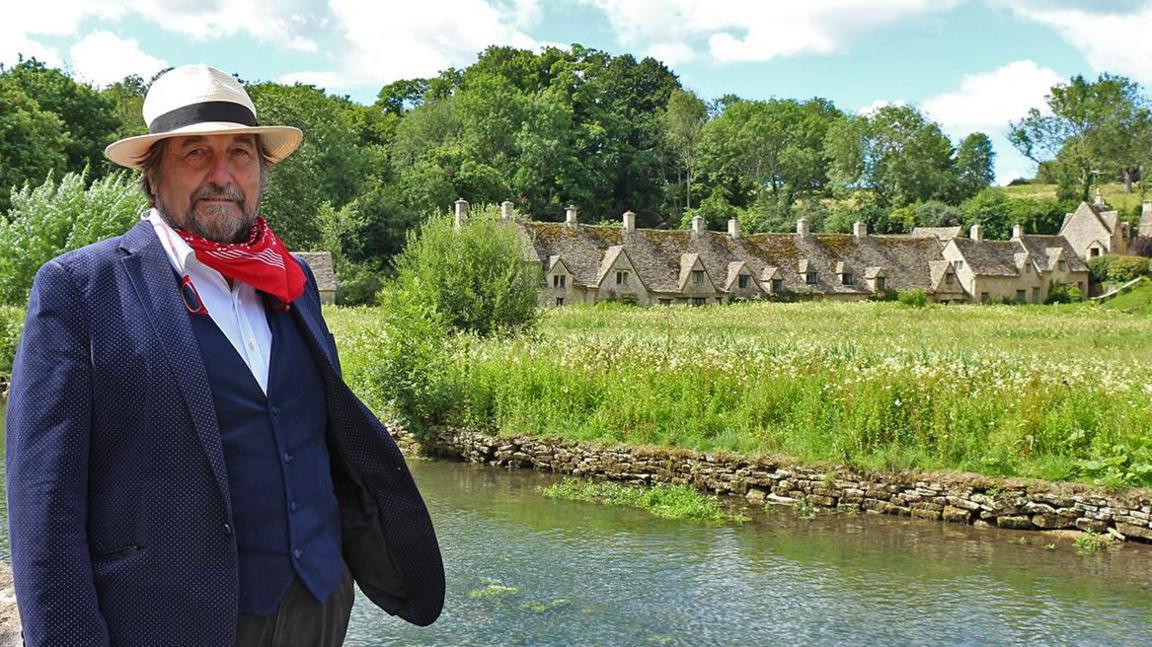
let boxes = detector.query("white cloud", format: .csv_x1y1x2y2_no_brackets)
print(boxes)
856,98,906,115
645,42,697,66
579,0,963,64
68,31,169,87
284,0,541,89
921,60,1061,138
1,0,127,68
125,0,327,53
991,0,1152,86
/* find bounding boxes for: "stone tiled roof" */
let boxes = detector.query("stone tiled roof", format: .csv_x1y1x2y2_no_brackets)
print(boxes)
951,238,1020,276
911,226,963,241
295,252,337,291
1016,235,1089,273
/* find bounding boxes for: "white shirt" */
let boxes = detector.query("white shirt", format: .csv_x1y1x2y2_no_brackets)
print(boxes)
145,209,272,394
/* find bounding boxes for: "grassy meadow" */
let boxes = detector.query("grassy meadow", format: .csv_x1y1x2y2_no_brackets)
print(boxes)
327,297,1152,488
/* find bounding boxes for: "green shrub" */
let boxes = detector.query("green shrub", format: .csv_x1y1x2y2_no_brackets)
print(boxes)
0,305,25,376
897,289,929,307
0,169,145,305
1086,254,1115,285
1045,282,1083,304
1106,255,1149,283
381,204,541,337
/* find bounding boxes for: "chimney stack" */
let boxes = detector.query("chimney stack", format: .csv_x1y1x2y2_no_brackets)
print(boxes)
797,217,810,237
1094,190,1104,207
853,221,867,239
691,215,705,234
970,224,984,242
623,211,636,232
454,198,469,230
501,200,514,221
565,205,578,227
728,218,741,238
1012,223,1024,239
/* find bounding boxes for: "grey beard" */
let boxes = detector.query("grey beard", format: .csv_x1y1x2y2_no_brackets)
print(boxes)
154,195,258,244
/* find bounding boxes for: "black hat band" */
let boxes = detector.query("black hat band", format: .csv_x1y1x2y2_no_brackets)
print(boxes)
149,101,258,134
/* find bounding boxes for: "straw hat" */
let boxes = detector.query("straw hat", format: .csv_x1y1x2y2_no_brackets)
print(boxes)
104,64,302,169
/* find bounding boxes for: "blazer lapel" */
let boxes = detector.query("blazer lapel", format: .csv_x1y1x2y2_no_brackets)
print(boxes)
119,221,233,518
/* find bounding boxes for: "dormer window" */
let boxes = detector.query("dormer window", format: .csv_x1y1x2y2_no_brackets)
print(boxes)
553,274,566,288
1090,248,1101,258
953,260,963,272
841,272,853,285
945,274,954,286
876,277,886,291
692,270,704,285
616,270,629,286
738,274,750,289
1057,260,1066,271
771,278,783,293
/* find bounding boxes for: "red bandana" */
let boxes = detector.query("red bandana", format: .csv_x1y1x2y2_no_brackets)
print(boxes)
176,216,306,305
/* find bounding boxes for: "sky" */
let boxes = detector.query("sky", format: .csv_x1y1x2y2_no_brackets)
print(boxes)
5,0,1151,185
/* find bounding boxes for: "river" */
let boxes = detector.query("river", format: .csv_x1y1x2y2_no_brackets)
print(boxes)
3,404,1152,645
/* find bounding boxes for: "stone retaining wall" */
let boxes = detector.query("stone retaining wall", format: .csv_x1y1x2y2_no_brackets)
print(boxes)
394,426,1152,543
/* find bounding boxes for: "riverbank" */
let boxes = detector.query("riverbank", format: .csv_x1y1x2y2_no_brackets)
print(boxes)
392,425,1152,543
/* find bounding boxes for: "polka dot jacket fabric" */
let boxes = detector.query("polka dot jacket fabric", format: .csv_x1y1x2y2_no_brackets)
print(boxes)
5,221,444,646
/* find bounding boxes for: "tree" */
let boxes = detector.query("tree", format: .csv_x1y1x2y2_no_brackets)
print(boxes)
1010,73,1152,200
247,82,377,249
664,89,708,212
2,58,121,179
700,98,841,210
826,105,955,208
952,132,995,201
0,78,68,213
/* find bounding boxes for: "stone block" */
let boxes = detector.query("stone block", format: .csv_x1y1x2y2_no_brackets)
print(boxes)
911,507,942,521
972,520,994,529
945,496,982,512
1031,513,1076,530
943,506,972,524
1075,518,1109,533
1116,522,1152,542
745,487,767,504
996,515,1034,530
808,495,837,507
862,498,886,512
883,503,911,517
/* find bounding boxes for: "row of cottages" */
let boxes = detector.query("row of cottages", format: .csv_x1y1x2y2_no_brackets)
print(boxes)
503,204,1090,307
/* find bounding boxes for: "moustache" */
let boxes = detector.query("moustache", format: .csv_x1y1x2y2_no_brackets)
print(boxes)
192,184,246,205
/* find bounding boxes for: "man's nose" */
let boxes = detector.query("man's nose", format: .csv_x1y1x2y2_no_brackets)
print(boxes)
206,152,234,185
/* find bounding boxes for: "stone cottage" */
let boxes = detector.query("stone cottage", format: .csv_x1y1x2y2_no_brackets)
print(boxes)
1059,195,1131,260
295,251,338,304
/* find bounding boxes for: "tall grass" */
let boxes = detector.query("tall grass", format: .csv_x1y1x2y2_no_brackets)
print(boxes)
329,300,1152,487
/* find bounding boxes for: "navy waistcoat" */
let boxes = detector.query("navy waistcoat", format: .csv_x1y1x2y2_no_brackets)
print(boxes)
188,299,344,615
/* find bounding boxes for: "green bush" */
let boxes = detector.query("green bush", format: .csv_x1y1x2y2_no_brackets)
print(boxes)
0,305,25,377
897,289,929,307
1086,254,1115,285
1106,255,1149,283
0,169,145,305
1045,282,1083,304
382,204,541,337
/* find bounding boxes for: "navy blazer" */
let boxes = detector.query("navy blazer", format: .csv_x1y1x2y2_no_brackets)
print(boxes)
5,221,444,646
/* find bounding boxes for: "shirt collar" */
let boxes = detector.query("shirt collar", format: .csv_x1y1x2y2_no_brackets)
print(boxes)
144,208,196,274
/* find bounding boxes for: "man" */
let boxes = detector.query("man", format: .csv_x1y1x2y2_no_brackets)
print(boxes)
5,65,444,646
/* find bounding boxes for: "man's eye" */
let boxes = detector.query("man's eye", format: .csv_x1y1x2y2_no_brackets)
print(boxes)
232,148,253,157
185,148,206,159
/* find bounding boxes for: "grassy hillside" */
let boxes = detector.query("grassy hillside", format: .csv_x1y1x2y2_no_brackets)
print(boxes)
1003,181,1147,218
1099,278,1152,315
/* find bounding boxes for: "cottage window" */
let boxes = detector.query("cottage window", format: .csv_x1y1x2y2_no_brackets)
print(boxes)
553,274,566,288
616,270,629,286
691,297,706,306
876,277,886,291
1014,289,1026,303
737,274,750,289
841,272,853,285
980,292,990,303
953,260,963,272
692,270,704,285
771,278,783,293
1078,281,1085,294
805,271,818,284
555,297,564,306
1090,248,1101,258
1057,260,1066,271
1032,288,1040,304
945,274,954,286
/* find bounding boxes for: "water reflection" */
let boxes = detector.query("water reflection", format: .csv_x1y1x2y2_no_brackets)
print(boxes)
347,459,1152,646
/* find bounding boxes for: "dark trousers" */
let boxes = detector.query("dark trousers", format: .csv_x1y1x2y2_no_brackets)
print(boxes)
235,566,355,647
